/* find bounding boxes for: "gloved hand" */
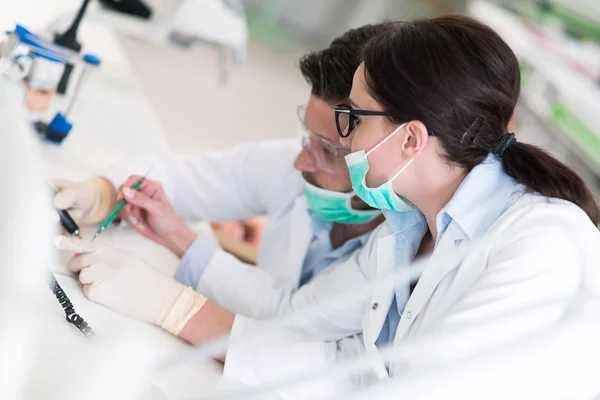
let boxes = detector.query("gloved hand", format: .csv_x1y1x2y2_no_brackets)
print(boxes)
54,236,207,335
53,177,117,224
117,176,197,258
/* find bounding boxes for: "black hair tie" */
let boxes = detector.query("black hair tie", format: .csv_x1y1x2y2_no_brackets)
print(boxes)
492,132,516,158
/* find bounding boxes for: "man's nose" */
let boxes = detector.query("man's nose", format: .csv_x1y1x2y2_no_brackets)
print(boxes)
293,147,318,173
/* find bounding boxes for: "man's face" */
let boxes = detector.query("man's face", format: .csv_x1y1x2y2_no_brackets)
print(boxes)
293,95,352,192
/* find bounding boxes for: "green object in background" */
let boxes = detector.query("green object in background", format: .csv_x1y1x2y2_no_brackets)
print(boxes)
550,102,600,221
519,62,532,88
247,12,293,49
246,0,294,50
538,2,600,44
550,102,600,170
513,0,600,44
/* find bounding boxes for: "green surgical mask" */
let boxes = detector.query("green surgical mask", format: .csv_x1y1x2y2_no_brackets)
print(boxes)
301,176,381,224
344,123,415,212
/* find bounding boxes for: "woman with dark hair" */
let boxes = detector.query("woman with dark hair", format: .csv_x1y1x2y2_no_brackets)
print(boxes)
333,15,600,384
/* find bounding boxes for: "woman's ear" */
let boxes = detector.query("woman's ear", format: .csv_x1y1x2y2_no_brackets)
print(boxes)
402,120,430,157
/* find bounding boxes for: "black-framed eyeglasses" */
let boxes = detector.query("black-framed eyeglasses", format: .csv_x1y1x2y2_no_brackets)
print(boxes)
334,103,436,138
334,104,390,138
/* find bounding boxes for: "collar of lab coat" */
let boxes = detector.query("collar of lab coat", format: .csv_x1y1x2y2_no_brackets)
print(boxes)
382,209,427,267
380,154,520,346
385,209,428,334
382,154,518,260
307,208,373,248
435,154,519,243
287,196,374,287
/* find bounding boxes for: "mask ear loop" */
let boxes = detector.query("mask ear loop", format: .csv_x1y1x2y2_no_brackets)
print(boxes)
365,123,414,183
388,158,415,181
365,123,406,157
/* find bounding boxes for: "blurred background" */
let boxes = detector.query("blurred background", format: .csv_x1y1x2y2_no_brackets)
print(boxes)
76,0,471,151
1,0,599,200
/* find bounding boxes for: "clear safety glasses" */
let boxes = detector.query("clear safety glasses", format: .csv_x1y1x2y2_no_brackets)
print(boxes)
297,105,351,174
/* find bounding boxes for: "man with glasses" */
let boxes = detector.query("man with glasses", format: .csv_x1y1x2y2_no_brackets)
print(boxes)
53,23,393,356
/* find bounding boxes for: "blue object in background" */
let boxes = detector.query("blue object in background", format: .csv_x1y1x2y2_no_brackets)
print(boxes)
45,113,73,144
13,24,71,64
11,24,102,144
83,53,101,66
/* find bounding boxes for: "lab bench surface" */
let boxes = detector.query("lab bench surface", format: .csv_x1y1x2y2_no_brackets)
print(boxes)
47,224,223,399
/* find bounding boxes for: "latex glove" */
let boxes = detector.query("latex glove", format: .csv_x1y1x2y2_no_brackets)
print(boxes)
54,236,207,335
53,177,116,224
118,176,197,258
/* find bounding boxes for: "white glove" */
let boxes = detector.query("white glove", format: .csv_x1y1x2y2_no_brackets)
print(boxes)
54,236,207,335
52,177,116,224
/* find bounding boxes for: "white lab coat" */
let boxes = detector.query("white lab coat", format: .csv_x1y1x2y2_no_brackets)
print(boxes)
101,139,369,339
357,193,600,382
221,191,600,398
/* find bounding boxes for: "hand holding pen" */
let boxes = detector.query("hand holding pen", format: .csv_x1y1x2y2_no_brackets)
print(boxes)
91,176,146,240
91,165,154,240
115,176,197,258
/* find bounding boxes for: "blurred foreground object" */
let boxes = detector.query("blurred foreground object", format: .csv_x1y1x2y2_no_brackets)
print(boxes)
0,31,220,400
0,52,53,400
0,54,147,400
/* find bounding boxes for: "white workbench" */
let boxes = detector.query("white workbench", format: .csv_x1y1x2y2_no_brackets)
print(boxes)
9,15,223,399
48,226,222,400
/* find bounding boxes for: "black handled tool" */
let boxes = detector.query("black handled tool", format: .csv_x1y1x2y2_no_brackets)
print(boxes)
54,0,91,94
57,208,82,239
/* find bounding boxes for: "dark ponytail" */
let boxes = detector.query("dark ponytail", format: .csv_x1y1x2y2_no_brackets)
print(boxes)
361,15,600,225
502,142,600,225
